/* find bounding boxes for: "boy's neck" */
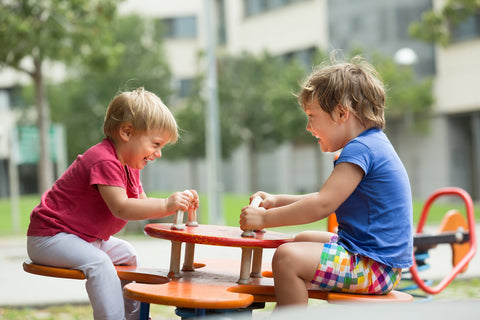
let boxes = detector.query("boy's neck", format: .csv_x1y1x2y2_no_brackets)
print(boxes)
346,114,369,141
107,135,125,165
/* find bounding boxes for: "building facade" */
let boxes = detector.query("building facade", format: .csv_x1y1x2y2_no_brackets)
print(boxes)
2,0,480,202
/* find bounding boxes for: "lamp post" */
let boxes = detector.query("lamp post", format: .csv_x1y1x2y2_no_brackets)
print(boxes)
394,48,418,68
393,47,418,188
203,0,224,225
394,48,418,130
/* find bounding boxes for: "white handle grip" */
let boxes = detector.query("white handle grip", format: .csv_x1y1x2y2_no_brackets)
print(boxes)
171,189,194,230
241,196,263,238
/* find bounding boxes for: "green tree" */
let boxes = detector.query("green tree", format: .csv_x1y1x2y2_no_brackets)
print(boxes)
0,0,122,193
47,14,172,162
217,52,307,153
174,52,307,190
409,0,480,46
168,48,433,192
371,53,434,131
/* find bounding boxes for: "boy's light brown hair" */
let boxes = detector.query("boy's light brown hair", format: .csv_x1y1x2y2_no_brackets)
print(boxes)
297,54,386,130
103,87,178,143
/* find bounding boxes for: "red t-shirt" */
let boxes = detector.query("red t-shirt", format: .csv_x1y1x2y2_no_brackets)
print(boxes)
27,138,143,242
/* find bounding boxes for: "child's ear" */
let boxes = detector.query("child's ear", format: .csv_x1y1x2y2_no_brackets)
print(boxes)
119,123,133,141
336,105,350,123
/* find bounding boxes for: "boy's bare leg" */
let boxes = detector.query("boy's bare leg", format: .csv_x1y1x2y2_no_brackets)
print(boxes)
294,230,335,243
272,242,324,307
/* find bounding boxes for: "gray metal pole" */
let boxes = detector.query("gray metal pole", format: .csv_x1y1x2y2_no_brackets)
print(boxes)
204,0,224,224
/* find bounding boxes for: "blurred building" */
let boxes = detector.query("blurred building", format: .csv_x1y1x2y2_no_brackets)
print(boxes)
1,0,480,201
122,0,478,201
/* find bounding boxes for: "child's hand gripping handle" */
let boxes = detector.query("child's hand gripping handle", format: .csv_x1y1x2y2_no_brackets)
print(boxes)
241,196,263,238
171,190,194,230
186,201,199,227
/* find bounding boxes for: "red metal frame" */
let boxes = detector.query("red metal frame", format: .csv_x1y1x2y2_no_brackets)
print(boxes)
409,187,477,294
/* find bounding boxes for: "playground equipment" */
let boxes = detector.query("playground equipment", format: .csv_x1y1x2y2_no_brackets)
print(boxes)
408,187,477,294
171,190,198,230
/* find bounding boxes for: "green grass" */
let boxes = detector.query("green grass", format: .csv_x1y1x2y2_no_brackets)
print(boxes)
0,194,42,235
1,192,478,236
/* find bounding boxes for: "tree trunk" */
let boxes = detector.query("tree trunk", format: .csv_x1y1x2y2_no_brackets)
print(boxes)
33,59,54,194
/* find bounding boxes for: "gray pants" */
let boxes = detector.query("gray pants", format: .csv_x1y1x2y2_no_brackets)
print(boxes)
27,232,140,320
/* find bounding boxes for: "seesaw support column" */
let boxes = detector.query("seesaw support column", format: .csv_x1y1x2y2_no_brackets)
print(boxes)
238,247,253,284
169,241,182,278
251,248,263,278
182,242,195,271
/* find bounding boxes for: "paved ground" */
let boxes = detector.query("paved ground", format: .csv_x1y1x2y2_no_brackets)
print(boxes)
1,224,479,307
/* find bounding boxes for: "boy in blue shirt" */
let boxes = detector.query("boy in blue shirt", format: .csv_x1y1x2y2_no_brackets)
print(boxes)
240,55,413,307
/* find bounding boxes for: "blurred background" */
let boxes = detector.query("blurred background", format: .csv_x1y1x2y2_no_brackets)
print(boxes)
1,0,480,227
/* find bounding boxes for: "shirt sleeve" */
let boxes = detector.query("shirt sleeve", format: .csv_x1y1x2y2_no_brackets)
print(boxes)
335,140,373,176
89,160,126,189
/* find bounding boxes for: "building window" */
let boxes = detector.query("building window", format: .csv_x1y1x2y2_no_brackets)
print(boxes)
163,16,197,39
244,0,307,17
451,11,480,42
281,47,316,68
177,78,195,98
396,5,427,41
0,87,22,112
217,0,227,45
0,90,9,113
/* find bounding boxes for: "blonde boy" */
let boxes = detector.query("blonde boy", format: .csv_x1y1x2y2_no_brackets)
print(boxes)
27,88,199,319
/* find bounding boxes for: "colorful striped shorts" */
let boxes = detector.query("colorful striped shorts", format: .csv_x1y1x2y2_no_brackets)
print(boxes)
310,235,402,294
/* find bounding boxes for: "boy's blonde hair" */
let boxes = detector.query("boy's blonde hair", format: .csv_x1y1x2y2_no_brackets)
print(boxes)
103,87,178,143
297,54,386,130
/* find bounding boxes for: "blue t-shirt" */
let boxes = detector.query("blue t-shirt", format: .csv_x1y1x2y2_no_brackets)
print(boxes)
335,128,413,269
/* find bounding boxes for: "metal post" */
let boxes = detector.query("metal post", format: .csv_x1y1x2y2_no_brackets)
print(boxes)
204,0,224,224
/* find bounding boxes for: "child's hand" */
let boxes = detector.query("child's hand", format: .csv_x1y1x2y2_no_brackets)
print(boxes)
166,191,193,213
250,191,275,209
240,205,267,230
185,189,200,210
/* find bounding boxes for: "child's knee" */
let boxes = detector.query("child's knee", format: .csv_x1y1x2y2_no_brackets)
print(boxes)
273,243,298,269
121,243,138,266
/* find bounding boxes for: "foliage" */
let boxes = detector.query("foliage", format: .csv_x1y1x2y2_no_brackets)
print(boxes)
409,0,480,46
217,51,308,152
0,0,121,70
371,53,435,131
46,14,172,162
168,47,434,165
164,58,208,160
0,0,123,192
166,51,311,163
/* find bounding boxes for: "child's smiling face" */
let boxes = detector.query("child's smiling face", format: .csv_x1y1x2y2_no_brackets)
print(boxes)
119,129,167,170
304,100,345,153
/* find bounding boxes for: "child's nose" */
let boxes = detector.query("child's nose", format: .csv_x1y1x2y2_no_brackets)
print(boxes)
154,150,162,158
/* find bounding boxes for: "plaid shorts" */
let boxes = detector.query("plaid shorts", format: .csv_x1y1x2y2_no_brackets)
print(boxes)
310,235,401,294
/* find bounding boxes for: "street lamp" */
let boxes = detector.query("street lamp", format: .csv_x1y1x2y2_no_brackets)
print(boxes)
394,47,418,67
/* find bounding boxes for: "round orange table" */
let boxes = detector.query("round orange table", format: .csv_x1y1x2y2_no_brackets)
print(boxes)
144,223,293,284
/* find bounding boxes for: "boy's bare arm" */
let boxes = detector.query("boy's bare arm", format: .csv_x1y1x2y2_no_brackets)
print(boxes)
98,185,191,220
241,162,364,230
258,193,315,209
